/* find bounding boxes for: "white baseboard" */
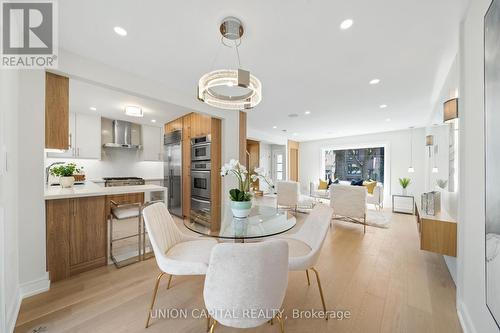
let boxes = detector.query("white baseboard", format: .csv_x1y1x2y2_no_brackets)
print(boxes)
6,287,21,333
19,273,50,298
457,300,477,333
5,274,50,333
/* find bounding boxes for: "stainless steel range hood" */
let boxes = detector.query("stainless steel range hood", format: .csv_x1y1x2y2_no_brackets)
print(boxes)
102,119,142,149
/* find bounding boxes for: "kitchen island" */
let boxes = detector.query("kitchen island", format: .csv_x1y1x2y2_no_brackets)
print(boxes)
45,181,167,282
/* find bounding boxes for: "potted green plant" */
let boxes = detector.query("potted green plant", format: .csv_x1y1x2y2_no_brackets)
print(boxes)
399,177,411,195
50,163,81,188
221,160,272,218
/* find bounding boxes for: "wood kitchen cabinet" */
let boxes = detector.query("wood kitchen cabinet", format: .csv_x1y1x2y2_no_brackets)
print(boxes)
190,113,212,137
164,113,221,229
46,196,107,282
45,72,69,149
164,116,183,133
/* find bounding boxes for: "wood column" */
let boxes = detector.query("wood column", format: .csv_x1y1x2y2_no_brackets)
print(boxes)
288,140,300,182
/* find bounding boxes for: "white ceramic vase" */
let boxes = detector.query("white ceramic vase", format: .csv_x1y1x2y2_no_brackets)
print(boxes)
230,200,252,218
60,176,75,188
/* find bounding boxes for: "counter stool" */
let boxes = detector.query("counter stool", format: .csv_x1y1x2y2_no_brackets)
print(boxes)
109,200,143,268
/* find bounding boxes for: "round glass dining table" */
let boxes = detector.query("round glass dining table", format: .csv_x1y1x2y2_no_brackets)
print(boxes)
184,204,296,241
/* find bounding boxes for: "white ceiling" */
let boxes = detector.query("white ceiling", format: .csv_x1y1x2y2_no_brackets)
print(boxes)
69,79,191,126
59,0,467,142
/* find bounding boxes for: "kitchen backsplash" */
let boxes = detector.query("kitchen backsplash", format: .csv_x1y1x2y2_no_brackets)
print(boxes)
45,148,163,181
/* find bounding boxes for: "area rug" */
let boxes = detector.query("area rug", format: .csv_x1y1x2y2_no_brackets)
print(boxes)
366,209,391,228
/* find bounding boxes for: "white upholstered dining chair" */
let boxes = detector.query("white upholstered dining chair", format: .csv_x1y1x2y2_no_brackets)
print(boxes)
204,240,289,332
275,203,333,316
142,202,218,328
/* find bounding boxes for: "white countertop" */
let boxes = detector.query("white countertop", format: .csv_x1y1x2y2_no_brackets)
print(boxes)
44,181,167,200
89,178,164,184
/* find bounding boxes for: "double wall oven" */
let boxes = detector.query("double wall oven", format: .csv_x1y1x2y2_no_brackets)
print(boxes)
191,135,211,226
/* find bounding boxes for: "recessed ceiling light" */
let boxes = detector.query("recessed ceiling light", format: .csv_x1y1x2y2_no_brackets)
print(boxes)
385,118,391,122
369,79,380,85
340,19,353,30
273,125,277,129
305,110,311,115
151,119,156,123
114,26,127,36
89,106,97,111
125,105,143,117
379,104,388,109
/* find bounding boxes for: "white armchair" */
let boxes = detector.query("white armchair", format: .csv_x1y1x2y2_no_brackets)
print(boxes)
366,184,384,210
204,240,289,332
142,202,217,328
309,181,330,200
276,181,314,212
330,184,367,233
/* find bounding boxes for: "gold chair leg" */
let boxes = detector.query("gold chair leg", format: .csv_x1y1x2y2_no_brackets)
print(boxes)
167,274,173,289
306,269,311,286
276,312,285,333
145,272,165,328
209,320,217,333
206,315,211,332
311,267,327,320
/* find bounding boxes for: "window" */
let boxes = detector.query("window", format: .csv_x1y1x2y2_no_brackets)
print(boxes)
324,147,384,183
276,153,283,181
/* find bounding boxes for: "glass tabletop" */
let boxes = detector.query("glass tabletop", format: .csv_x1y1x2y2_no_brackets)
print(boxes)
184,204,297,240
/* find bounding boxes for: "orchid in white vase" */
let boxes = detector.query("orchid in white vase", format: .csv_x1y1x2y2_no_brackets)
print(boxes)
220,159,273,218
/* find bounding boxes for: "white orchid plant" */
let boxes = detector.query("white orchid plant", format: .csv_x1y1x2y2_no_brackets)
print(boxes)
220,159,274,202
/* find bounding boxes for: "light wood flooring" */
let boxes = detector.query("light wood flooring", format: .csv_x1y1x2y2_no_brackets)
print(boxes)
15,205,462,333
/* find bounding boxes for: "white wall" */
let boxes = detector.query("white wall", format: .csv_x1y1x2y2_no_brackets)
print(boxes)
457,0,500,332
0,69,21,333
45,150,164,181
299,128,427,207
17,71,49,297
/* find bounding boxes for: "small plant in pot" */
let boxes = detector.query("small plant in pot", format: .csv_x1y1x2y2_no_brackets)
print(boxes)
50,163,81,188
399,177,411,195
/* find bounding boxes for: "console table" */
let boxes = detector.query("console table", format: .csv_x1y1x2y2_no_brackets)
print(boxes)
415,201,457,257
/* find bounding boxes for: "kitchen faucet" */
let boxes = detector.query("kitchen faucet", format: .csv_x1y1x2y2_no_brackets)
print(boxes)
46,162,65,184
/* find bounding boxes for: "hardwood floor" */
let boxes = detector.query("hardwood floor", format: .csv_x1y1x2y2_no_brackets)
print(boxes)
15,206,462,333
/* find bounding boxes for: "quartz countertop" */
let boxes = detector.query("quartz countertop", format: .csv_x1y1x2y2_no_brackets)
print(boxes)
44,181,167,200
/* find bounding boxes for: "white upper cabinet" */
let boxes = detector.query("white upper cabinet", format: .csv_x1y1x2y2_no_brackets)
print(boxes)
141,125,163,161
75,113,101,159
47,113,101,159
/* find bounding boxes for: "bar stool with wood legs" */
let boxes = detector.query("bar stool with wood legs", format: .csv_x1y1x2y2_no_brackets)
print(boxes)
109,200,143,268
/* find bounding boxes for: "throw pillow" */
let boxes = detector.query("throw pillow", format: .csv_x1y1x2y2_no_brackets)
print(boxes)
318,179,328,190
351,179,364,186
363,180,377,194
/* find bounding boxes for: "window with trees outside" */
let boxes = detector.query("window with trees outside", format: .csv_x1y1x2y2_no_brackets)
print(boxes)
324,147,385,184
